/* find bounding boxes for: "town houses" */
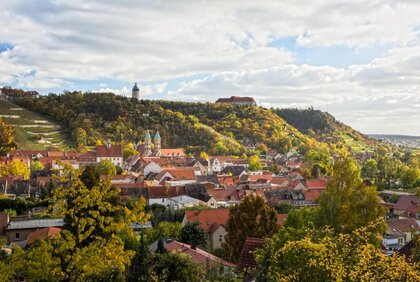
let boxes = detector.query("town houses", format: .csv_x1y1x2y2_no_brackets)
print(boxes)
2,126,420,270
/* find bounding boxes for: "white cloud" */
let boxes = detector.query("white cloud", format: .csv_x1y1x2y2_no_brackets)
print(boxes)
1,1,420,135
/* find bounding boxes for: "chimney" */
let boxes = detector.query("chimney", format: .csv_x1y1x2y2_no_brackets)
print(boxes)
191,241,197,250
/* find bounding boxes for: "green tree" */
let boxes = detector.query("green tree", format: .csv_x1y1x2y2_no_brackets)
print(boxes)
317,157,385,234
256,220,420,282
30,160,45,171
123,143,139,159
361,159,378,181
224,195,278,262
180,222,208,249
98,159,117,176
47,169,149,280
151,250,205,282
249,155,263,171
0,117,17,155
401,167,420,188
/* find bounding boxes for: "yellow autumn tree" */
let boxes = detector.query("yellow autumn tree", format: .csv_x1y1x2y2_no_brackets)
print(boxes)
0,159,30,179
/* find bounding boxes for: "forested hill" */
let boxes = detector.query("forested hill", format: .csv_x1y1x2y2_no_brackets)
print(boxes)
274,108,376,153
15,92,318,155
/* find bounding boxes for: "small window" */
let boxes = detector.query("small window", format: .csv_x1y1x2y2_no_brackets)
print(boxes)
219,235,223,242
162,199,165,203
15,232,20,240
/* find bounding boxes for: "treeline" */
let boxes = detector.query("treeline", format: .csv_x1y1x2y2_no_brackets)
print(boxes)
273,107,335,135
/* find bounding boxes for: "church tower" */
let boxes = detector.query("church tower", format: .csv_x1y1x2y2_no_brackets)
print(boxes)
132,83,140,100
144,130,152,156
153,131,161,156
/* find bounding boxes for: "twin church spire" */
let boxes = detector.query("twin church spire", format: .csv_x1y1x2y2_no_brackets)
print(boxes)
141,130,161,157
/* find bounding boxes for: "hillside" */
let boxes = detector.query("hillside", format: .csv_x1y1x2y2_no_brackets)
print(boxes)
0,99,74,150
14,93,319,155
274,108,376,153
156,100,312,153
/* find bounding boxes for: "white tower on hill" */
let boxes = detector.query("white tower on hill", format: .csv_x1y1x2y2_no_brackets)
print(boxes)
132,83,140,100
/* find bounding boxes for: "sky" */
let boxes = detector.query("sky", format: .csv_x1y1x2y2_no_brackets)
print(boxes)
1,1,420,136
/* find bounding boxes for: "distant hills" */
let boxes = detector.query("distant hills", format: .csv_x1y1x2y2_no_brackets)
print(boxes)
368,134,420,149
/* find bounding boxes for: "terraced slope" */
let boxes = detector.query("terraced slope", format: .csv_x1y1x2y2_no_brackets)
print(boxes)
0,99,74,150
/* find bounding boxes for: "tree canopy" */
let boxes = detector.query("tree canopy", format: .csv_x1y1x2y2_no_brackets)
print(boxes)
224,194,278,262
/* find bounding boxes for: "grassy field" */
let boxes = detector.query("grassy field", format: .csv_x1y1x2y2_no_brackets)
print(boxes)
0,99,74,150
339,134,373,153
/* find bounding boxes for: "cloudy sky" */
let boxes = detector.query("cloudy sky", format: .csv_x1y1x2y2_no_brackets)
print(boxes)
1,1,420,135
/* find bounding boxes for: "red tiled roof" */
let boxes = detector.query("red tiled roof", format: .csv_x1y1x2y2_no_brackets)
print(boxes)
243,174,273,183
160,149,186,157
76,151,97,159
305,179,328,189
394,195,420,213
304,189,323,203
47,151,65,157
270,177,289,186
386,218,420,233
165,241,234,268
26,227,61,245
96,144,122,158
147,186,186,199
237,237,265,270
217,176,236,186
166,168,196,181
209,189,230,201
184,209,230,233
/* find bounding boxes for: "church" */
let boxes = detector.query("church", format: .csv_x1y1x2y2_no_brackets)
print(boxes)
134,130,186,158
135,130,161,157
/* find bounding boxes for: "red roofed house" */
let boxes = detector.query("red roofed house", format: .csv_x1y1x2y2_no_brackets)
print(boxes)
96,140,123,166
305,179,328,189
164,240,234,270
183,209,230,250
383,218,420,250
216,96,257,106
26,227,61,245
394,195,420,219
154,168,197,186
160,148,186,158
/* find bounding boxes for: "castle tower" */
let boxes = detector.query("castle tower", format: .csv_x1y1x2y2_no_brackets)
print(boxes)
153,130,161,156
132,83,140,100
144,130,152,156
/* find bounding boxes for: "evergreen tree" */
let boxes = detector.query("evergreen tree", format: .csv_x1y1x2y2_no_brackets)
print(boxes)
224,194,278,262
180,222,208,249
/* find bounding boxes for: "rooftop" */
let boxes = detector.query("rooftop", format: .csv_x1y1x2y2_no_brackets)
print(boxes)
7,218,65,230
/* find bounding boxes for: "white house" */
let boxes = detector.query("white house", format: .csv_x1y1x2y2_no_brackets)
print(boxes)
96,140,123,166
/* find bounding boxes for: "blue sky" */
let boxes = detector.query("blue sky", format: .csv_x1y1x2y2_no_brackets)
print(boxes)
1,1,420,135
